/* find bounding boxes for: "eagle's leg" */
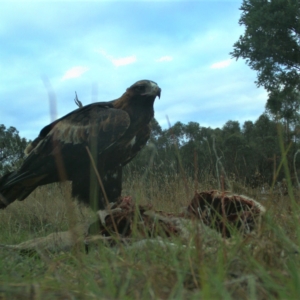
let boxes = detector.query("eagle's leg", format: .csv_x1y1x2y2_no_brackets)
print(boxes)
102,166,123,206
71,166,122,211
71,172,92,207
88,165,123,210
86,166,123,235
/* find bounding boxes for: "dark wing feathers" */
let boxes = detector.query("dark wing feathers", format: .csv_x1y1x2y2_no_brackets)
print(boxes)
24,106,130,173
28,101,116,151
26,104,128,158
50,108,129,147
25,101,114,152
1,105,130,201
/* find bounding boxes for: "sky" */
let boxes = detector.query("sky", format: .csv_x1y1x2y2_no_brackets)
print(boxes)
0,0,268,140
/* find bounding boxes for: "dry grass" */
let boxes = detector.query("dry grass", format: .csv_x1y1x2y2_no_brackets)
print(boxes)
0,173,300,299
0,182,93,244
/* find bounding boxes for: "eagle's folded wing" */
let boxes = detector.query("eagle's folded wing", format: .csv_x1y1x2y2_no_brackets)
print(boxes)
2,106,130,190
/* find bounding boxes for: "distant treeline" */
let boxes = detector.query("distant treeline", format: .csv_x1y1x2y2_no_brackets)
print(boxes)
127,114,300,188
1,113,300,188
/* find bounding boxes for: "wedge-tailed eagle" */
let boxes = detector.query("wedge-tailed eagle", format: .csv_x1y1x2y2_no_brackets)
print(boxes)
0,80,161,210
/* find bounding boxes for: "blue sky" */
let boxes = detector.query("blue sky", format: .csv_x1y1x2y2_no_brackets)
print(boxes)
0,0,267,140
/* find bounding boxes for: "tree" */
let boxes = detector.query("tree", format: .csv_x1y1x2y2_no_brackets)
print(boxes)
149,118,162,143
266,87,300,139
231,0,300,121
243,120,255,143
222,120,241,136
0,125,28,175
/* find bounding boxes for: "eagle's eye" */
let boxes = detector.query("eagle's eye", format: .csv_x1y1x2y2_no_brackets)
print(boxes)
134,85,146,93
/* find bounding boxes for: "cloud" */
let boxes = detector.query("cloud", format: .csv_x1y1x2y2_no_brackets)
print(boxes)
96,49,136,67
111,56,137,67
62,66,89,80
210,59,232,69
0,1,267,140
156,56,173,62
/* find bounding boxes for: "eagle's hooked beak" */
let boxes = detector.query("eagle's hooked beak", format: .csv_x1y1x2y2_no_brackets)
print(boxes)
143,81,161,99
152,87,161,99
157,88,161,99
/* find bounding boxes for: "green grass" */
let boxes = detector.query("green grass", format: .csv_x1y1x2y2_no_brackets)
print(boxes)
0,175,300,299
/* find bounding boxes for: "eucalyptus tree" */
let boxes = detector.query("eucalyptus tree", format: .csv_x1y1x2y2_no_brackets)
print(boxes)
0,125,28,175
231,0,300,124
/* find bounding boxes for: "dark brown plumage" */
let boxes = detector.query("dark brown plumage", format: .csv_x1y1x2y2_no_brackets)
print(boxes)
0,80,161,210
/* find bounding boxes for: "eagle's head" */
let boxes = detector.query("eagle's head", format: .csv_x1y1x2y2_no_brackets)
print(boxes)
114,80,161,118
127,80,161,100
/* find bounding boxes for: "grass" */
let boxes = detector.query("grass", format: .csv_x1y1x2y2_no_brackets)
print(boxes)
0,173,300,299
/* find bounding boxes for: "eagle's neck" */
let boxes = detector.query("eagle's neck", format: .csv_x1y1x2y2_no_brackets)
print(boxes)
113,94,154,124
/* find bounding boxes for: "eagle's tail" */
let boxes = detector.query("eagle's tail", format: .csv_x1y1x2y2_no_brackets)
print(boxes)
0,171,41,209
0,171,18,208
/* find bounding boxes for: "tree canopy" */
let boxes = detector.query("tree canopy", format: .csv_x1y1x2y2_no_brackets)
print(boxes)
1,114,298,190
0,125,28,175
231,0,300,122
126,115,295,188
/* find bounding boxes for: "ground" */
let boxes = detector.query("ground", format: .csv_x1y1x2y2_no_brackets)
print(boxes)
0,173,299,299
